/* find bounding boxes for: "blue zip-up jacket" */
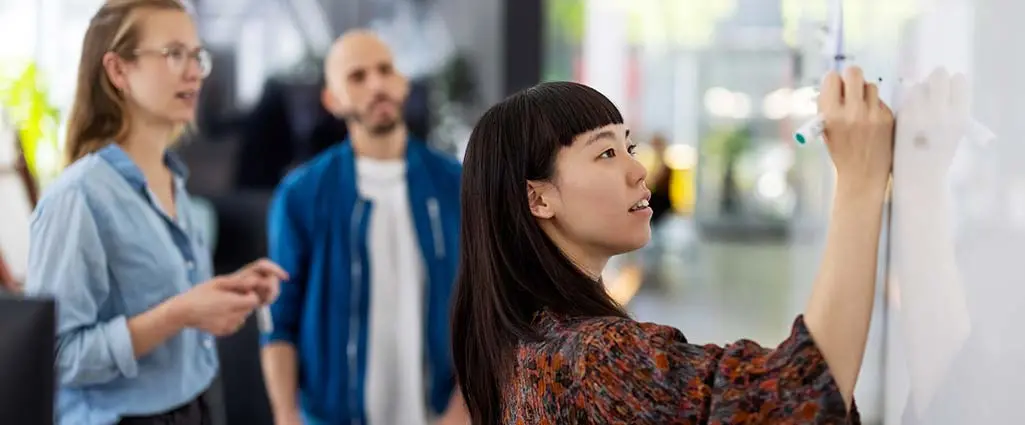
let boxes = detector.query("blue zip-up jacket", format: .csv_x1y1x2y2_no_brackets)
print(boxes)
261,139,461,424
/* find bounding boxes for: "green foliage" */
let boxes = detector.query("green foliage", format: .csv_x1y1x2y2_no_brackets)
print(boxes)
545,0,739,47
547,0,587,42
0,62,61,180
702,125,751,163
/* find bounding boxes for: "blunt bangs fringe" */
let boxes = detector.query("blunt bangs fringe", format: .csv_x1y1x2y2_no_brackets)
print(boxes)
520,82,624,146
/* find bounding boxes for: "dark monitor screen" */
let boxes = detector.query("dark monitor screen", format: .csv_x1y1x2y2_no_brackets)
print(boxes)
0,295,56,425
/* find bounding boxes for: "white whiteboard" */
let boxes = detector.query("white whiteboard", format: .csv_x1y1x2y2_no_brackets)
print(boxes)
885,0,1025,423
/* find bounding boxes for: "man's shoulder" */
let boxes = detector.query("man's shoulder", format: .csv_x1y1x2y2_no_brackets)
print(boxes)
420,145,462,172
413,142,462,184
276,144,350,199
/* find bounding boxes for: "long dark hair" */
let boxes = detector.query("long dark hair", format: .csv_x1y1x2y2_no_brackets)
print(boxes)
450,82,631,424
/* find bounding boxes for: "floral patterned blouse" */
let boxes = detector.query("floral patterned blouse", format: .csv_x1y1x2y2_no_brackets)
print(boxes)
501,311,859,424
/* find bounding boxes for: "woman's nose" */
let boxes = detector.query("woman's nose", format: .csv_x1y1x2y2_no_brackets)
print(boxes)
628,155,648,186
182,60,203,81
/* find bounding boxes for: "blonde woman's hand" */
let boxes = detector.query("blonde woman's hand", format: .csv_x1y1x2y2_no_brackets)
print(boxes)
172,275,262,336
230,258,288,305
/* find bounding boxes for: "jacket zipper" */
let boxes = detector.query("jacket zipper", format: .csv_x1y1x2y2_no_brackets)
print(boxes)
348,199,366,425
424,197,444,412
426,198,445,259
348,197,443,417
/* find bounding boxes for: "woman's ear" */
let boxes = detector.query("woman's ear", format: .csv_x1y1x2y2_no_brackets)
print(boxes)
527,181,556,219
101,52,128,93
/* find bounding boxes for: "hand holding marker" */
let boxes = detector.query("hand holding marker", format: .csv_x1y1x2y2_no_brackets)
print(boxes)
794,0,993,146
793,0,846,145
794,79,994,146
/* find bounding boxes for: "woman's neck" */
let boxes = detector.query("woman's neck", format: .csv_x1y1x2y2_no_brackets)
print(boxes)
540,224,609,279
567,252,607,281
119,120,175,178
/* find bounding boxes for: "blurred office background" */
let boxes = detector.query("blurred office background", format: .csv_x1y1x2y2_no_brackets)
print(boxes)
0,0,974,424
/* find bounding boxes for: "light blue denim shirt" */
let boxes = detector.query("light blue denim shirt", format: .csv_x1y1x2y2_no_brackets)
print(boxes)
25,144,218,425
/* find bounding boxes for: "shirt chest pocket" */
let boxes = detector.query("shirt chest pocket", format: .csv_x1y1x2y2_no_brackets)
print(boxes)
105,216,191,316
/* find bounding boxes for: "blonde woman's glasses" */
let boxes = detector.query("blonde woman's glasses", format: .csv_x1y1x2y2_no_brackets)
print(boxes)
132,46,213,78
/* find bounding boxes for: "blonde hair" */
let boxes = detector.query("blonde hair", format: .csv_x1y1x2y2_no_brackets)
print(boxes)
64,0,187,166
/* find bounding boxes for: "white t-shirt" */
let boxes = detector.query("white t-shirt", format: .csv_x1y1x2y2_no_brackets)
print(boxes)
356,157,429,425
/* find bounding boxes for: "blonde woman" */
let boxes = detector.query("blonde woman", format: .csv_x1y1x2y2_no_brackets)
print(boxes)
25,1,284,424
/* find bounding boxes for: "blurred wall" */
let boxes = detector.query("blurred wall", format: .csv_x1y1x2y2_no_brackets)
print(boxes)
322,0,505,108
438,0,504,106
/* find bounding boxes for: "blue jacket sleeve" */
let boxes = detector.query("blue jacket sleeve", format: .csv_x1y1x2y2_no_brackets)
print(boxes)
262,182,308,346
25,189,139,387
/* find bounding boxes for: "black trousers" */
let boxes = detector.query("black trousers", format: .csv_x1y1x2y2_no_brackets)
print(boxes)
118,398,207,425
118,376,226,425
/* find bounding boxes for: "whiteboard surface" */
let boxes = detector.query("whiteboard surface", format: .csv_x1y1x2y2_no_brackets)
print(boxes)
885,0,1025,423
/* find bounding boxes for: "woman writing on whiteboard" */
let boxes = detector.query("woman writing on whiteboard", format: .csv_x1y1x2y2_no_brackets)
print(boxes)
24,1,284,424
451,66,892,424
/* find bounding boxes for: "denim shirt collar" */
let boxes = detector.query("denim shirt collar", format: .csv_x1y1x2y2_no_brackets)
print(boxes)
96,143,189,190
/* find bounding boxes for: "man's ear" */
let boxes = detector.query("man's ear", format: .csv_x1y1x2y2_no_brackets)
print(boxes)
527,181,555,219
321,86,340,116
322,84,353,118
397,73,411,101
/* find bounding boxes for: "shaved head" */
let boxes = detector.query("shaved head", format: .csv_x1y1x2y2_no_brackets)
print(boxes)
322,29,409,135
325,30,392,89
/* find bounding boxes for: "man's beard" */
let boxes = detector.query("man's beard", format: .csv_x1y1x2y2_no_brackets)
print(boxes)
349,102,402,136
365,118,400,136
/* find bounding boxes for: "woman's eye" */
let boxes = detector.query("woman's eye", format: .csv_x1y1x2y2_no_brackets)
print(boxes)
167,48,186,61
627,144,638,156
599,149,615,159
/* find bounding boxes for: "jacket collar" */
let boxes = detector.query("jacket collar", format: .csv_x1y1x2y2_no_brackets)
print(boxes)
336,137,429,183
